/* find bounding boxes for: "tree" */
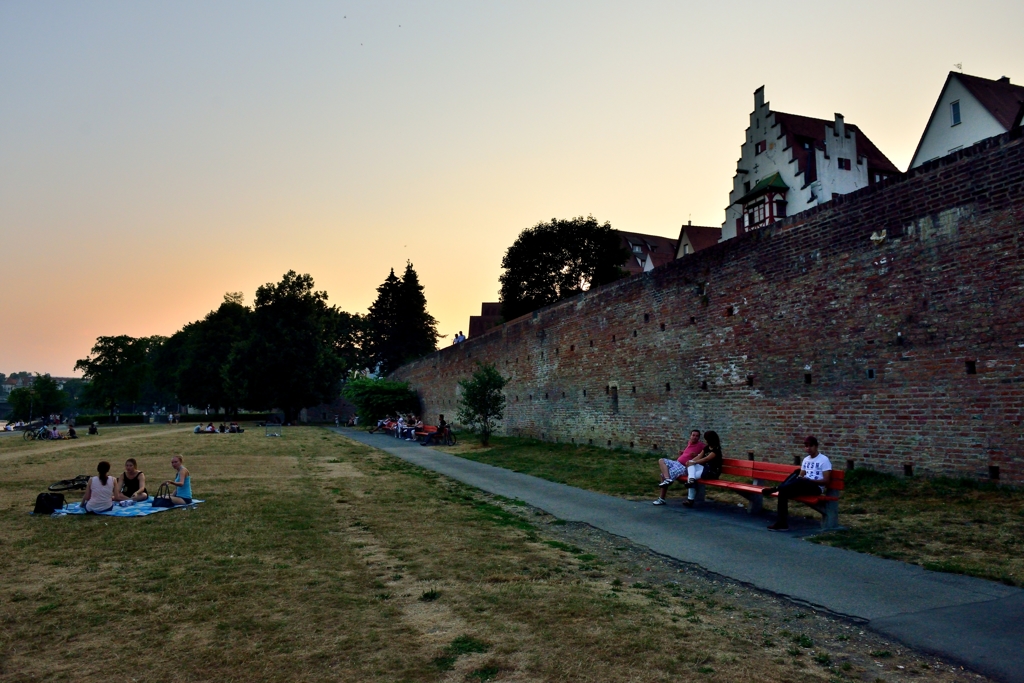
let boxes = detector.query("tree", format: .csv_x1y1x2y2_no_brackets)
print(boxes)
342,376,420,424
7,374,68,421
75,336,153,415
499,215,629,321
366,262,439,374
226,271,347,423
456,363,508,446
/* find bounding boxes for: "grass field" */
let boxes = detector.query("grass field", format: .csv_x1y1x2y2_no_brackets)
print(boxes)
0,425,991,682
437,434,1024,587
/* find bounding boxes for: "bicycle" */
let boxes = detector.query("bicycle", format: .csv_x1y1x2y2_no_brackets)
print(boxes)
48,475,90,492
23,426,53,441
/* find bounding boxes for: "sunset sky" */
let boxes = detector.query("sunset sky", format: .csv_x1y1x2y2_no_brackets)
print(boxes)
3,1,1023,376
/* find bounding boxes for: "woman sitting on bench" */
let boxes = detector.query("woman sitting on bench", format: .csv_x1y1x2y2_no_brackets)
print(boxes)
681,431,723,508
654,429,705,505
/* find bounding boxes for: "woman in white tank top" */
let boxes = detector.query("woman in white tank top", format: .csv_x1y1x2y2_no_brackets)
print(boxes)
81,461,116,513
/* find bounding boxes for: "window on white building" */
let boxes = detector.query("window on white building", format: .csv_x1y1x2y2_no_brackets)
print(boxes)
682,244,690,255
754,140,766,155
838,158,851,171
950,100,961,126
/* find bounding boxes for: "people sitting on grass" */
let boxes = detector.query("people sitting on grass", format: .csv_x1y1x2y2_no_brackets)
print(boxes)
114,458,148,506
88,422,99,435
228,422,243,433
80,461,116,513
205,423,215,433
678,430,723,508
193,424,203,434
50,425,61,440
162,455,193,506
66,424,77,439
763,436,832,532
653,429,705,505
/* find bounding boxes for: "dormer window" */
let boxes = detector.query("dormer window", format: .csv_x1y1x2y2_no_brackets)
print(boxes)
754,140,767,155
950,100,961,126
632,244,643,254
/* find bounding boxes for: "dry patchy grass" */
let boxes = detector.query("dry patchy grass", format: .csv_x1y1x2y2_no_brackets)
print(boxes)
0,426,996,682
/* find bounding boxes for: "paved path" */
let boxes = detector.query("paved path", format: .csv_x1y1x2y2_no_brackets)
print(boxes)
337,429,1024,683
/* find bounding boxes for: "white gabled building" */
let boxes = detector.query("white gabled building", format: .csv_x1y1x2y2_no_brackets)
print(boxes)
722,86,899,241
909,72,1024,169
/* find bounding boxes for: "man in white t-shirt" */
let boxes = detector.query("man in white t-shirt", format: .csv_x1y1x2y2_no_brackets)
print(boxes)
763,436,832,531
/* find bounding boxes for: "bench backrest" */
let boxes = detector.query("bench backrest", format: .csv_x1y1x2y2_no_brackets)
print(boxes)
720,458,845,492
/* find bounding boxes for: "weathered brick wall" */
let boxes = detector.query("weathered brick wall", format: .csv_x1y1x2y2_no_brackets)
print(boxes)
394,131,1024,482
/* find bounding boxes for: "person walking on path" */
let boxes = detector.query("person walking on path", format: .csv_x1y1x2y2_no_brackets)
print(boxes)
763,436,831,531
654,429,705,505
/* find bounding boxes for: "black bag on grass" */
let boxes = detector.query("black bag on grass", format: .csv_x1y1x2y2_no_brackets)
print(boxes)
34,493,66,514
151,483,175,508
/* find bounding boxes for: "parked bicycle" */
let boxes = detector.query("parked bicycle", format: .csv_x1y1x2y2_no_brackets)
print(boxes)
48,475,90,492
23,426,54,441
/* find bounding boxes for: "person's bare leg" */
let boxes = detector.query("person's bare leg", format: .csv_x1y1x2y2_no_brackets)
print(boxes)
169,496,188,505
658,459,670,480
132,492,148,502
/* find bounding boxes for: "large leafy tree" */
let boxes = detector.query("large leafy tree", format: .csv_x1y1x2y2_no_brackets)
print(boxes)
342,376,420,425
366,262,439,374
7,374,68,421
226,271,349,423
159,297,252,413
456,363,508,446
499,215,628,321
75,336,154,415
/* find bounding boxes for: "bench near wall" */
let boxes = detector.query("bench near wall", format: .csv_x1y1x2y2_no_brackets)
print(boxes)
393,131,1024,483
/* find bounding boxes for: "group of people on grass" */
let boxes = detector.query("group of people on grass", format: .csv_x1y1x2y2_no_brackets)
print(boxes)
654,430,831,531
79,456,193,513
192,422,243,434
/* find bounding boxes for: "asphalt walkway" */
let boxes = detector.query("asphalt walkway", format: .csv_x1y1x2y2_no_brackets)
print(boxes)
336,429,1024,683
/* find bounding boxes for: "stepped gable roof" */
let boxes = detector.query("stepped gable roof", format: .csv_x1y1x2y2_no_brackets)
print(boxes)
955,72,1024,130
772,110,900,177
616,230,679,274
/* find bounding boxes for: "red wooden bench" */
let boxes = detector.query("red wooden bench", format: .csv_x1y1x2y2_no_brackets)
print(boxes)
414,425,438,440
693,458,845,530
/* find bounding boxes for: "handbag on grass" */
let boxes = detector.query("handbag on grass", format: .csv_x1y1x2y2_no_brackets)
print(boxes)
151,483,175,508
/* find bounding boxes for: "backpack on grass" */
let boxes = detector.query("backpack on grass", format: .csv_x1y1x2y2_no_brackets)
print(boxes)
34,493,66,515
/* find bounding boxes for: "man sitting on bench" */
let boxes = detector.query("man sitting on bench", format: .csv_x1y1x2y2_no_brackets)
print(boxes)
763,436,831,532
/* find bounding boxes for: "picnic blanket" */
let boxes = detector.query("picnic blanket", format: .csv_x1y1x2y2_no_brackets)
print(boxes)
55,499,204,517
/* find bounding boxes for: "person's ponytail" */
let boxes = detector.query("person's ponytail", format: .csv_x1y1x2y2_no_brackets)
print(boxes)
97,461,111,485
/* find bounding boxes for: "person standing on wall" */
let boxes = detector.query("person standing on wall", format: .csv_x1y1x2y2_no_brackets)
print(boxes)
763,436,832,531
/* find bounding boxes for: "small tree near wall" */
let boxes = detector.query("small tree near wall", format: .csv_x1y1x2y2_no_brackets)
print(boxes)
456,364,508,446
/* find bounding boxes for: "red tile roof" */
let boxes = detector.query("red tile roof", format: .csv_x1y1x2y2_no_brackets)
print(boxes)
617,230,679,275
955,73,1024,130
677,224,722,253
772,111,900,183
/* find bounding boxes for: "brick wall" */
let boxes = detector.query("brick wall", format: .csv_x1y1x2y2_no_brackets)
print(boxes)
394,130,1024,483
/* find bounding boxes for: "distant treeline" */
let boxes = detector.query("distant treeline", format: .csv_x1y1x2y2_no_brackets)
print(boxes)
37,267,439,423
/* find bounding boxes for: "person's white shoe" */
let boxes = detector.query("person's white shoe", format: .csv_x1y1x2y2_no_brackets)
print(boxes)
652,498,667,505
659,478,674,487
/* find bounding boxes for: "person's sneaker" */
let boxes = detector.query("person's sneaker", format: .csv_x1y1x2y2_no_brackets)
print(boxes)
684,479,697,489
652,498,667,505
682,500,695,508
659,478,673,487
118,500,134,507
767,522,790,532
761,487,778,496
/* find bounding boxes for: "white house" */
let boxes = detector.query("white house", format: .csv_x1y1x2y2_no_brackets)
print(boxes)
909,72,1024,169
721,86,899,241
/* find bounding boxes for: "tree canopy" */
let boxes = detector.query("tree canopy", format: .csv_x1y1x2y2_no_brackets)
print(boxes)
366,262,438,374
7,374,68,421
74,336,157,414
456,363,508,446
499,215,628,321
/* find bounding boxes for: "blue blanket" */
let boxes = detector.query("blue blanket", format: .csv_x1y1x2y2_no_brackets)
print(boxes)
58,499,204,517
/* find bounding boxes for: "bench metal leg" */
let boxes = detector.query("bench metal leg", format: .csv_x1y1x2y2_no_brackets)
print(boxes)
693,483,706,502
747,493,764,515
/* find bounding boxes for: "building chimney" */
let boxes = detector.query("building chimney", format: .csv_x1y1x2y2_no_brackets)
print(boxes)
998,76,1011,84
688,220,692,226
754,86,765,111
834,113,845,137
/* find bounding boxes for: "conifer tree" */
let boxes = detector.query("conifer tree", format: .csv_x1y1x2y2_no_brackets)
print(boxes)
366,262,438,374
